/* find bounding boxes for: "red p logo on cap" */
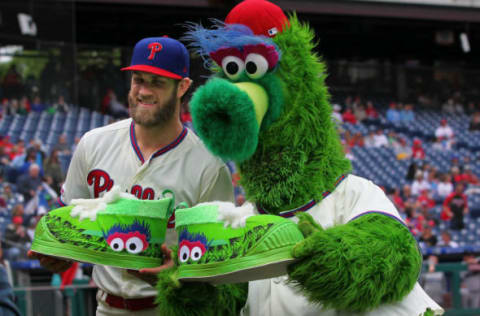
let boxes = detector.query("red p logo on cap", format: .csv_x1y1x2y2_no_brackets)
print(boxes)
147,42,163,60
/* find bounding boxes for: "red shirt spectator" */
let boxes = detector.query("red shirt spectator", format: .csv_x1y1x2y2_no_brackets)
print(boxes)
342,108,357,124
411,139,425,160
417,189,435,209
365,101,379,118
463,167,479,185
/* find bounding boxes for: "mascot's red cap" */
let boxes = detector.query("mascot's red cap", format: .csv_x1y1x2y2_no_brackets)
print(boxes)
225,0,289,37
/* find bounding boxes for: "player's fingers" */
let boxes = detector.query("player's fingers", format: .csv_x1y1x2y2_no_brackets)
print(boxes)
161,244,172,260
138,261,174,274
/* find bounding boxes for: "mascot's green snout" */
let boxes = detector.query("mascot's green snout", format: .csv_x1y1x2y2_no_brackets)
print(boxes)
188,24,285,162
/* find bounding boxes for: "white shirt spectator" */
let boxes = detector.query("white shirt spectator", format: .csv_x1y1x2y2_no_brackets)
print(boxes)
435,126,454,140
437,182,453,199
411,179,431,196
373,131,389,147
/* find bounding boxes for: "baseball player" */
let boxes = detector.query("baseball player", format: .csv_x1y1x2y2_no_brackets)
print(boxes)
29,36,234,315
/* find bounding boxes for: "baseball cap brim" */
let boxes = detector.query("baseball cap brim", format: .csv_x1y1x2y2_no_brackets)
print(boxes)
121,65,182,80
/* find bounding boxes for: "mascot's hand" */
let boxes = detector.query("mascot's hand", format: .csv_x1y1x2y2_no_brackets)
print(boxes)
291,212,325,258
155,246,248,316
287,212,422,313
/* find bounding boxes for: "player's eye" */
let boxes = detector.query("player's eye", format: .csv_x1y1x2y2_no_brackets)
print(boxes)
109,237,124,252
221,56,245,81
245,53,269,79
179,245,190,263
125,237,144,254
190,246,204,261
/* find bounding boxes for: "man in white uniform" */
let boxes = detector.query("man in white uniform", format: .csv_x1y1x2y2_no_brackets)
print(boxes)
29,36,234,315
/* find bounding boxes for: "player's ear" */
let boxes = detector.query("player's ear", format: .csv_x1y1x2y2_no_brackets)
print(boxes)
177,78,192,99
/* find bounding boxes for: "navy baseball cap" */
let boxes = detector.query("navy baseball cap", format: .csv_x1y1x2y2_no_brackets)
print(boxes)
121,37,189,80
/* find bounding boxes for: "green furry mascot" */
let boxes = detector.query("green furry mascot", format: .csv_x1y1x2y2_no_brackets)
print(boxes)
156,0,444,315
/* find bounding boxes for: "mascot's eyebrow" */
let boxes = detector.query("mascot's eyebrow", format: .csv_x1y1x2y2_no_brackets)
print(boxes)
183,19,281,67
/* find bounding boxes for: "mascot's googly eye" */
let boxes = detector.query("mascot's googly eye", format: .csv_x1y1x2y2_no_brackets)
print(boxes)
221,56,245,80
190,246,204,261
125,236,144,254
109,237,124,252
245,53,269,79
179,245,190,263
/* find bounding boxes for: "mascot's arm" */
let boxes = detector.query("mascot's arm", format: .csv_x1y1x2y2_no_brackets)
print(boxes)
156,246,248,316
287,212,421,313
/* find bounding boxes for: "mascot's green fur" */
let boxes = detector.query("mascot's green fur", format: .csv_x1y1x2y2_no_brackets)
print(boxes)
156,1,442,315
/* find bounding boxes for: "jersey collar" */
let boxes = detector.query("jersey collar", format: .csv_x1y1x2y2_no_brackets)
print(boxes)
257,174,347,218
130,121,188,164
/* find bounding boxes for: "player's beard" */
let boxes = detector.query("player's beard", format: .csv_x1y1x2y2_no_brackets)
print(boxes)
128,91,177,128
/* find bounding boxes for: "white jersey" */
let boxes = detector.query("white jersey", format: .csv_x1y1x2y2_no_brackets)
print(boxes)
60,118,234,299
242,174,444,316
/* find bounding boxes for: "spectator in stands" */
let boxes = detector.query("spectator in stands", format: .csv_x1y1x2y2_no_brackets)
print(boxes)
412,171,431,196
3,212,31,261
451,154,461,171
365,101,379,120
364,130,375,148
461,253,480,308
401,184,415,206
435,119,455,150
469,112,480,131
1,65,22,99
400,103,415,122
373,128,388,147
442,182,468,230
463,165,479,185
393,137,412,160
54,134,71,156
342,107,357,124
0,147,11,178
17,96,30,115
10,147,38,181
353,132,365,147
436,173,454,201
386,102,401,123
30,95,46,113
437,231,459,248
450,166,464,184
419,225,438,247
466,102,478,116
427,168,439,193
0,184,23,208
27,140,46,168
441,98,456,114
2,99,18,117
15,163,43,204
389,188,405,213
411,139,426,160
353,104,367,122
49,95,69,114
0,98,7,118
43,149,64,193
331,104,343,124
417,188,436,209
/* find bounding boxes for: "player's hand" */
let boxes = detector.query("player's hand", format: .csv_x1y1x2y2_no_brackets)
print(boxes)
28,250,73,273
127,244,174,286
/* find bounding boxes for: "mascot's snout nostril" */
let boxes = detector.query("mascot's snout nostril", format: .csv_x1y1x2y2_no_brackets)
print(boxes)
211,110,231,124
